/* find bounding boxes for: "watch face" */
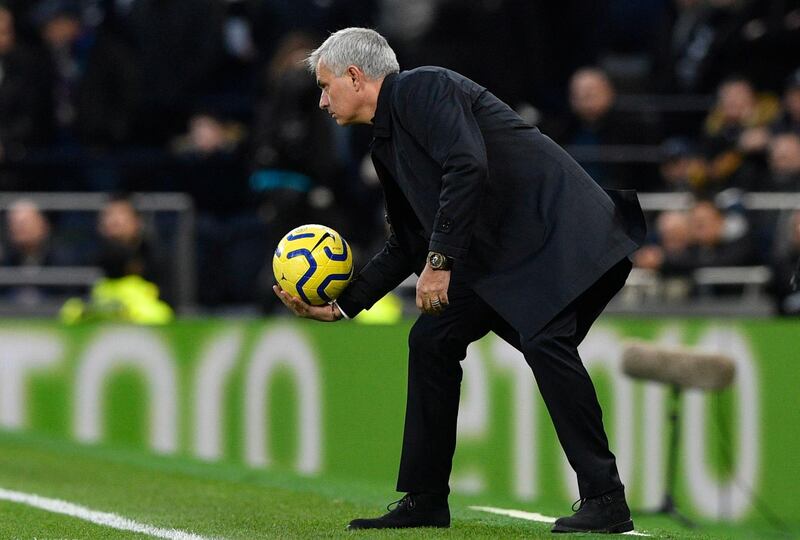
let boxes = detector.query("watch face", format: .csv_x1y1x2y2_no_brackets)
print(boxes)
429,253,443,268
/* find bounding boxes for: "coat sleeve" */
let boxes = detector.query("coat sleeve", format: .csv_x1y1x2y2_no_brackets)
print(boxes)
395,72,489,260
335,227,413,317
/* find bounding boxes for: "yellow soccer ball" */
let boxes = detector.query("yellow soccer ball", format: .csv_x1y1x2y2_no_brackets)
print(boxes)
273,224,353,305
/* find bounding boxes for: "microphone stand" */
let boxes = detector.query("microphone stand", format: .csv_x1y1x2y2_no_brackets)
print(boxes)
642,384,696,527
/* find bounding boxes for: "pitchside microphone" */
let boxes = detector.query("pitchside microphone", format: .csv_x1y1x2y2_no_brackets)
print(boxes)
621,340,736,391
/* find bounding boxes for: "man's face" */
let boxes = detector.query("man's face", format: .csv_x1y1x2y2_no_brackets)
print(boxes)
0,9,15,55
784,87,800,122
690,202,724,247
316,61,364,126
189,114,226,154
657,211,691,253
718,81,755,124
569,71,614,124
42,14,82,49
7,203,48,251
769,134,800,175
99,201,141,244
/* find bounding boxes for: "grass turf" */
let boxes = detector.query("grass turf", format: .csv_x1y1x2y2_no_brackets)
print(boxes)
0,432,795,539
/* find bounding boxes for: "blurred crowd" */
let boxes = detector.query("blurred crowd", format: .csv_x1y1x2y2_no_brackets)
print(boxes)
0,0,799,315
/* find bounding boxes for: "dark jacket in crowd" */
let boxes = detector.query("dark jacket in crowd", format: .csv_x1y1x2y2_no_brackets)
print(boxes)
547,108,658,190
95,236,169,302
125,0,226,142
336,67,645,340
0,239,76,301
661,235,759,276
0,46,51,151
74,29,140,146
251,67,339,188
653,0,800,93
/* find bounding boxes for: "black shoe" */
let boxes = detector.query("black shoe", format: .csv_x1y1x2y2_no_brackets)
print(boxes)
551,487,634,534
347,493,450,530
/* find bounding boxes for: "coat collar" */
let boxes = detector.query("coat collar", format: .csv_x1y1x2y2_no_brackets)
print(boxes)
371,72,397,139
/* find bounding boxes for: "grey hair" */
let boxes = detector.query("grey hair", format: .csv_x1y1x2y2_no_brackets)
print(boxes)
306,27,399,79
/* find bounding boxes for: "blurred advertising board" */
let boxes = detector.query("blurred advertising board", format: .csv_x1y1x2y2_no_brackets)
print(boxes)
0,318,797,524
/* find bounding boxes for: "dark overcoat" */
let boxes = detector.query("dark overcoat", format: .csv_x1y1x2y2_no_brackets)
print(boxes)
336,67,645,340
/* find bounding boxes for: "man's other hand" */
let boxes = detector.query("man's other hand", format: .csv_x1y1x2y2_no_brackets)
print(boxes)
416,263,451,315
273,285,342,321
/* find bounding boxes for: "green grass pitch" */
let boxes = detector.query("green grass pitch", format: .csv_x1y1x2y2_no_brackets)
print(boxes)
0,432,794,539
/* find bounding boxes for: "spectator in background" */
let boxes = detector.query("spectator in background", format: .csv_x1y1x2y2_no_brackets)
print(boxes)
653,0,800,94
61,205,173,324
96,194,166,299
633,209,694,300
0,5,51,188
569,68,616,128
0,198,73,305
171,110,258,307
652,0,728,93
658,210,693,258
729,0,800,93
171,111,248,216
657,137,709,192
250,32,341,213
32,0,139,154
59,192,172,325
3,200,52,266
765,132,800,192
634,200,758,274
549,67,653,189
72,5,139,149
634,210,693,272
33,0,86,142
125,0,226,144
701,76,780,191
771,210,800,315
60,245,174,324
771,68,800,136
216,0,258,99
670,199,758,274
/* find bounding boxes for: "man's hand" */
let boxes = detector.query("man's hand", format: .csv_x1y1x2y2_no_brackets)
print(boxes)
416,263,451,315
273,285,342,322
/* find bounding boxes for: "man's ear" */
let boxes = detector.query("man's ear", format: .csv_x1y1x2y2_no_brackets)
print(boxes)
347,65,362,89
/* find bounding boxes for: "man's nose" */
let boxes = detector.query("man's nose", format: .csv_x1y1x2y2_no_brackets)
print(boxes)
319,91,329,110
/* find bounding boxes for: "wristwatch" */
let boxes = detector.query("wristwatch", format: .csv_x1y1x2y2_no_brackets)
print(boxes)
427,251,453,271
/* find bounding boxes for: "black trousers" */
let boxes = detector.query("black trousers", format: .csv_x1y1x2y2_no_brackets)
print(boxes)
396,257,633,499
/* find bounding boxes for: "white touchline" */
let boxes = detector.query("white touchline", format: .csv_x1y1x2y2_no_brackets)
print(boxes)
0,487,220,540
468,506,652,537
469,505,556,523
